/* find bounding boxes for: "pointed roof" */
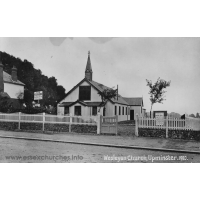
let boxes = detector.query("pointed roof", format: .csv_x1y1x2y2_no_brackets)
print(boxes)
58,77,129,106
85,51,92,72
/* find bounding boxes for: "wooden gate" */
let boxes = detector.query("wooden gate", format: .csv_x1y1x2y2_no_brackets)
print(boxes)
100,116,118,135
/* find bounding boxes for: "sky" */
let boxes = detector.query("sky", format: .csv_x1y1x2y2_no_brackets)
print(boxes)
0,37,200,115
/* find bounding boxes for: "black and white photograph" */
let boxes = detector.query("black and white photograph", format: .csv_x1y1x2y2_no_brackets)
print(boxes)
0,1,200,200
0,37,199,163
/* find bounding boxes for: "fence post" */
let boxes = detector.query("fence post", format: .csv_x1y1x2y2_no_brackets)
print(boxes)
97,112,101,134
42,112,45,132
135,114,139,136
115,115,118,136
18,112,21,130
166,116,168,138
69,113,72,132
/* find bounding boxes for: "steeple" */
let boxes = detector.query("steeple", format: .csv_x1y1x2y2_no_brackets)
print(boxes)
85,51,93,81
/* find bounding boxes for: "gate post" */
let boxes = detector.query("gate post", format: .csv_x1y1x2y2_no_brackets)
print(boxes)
69,113,72,132
115,115,118,136
97,112,101,134
135,114,139,136
18,112,21,130
166,116,168,138
42,112,45,132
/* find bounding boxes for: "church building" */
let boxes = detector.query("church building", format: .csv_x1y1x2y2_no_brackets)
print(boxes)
57,52,144,121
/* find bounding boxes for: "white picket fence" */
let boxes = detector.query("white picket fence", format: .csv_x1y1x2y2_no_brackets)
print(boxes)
135,115,200,137
137,116,200,131
0,112,97,132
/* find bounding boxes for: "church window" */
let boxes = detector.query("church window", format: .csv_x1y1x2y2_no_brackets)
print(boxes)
79,86,91,101
64,106,69,115
92,106,97,115
75,106,81,116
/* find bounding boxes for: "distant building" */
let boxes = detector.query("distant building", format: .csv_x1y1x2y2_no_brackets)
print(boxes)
57,52,145,121
168,112,181,118
0,53,25,107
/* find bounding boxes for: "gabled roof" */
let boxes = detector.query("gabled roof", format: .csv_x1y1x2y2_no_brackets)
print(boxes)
58,78,129,105
123,97,143,106
3,71,25,86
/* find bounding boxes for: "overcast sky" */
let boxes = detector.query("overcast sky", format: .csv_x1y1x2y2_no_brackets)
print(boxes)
0,37,199,115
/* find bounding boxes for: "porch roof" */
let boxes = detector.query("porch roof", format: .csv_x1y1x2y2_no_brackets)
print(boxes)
59,101,103,107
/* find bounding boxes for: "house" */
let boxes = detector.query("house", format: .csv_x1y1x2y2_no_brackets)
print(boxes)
0,54,25,107
57,51,144,121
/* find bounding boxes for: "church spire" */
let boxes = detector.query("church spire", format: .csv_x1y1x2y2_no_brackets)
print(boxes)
85,51,93,81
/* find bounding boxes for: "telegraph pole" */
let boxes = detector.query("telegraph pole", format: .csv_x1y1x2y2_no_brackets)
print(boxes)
117,85,118,100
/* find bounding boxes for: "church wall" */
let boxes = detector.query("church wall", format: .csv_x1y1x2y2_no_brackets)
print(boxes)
90,87,102,102
115,103,130,121
60,86,79,103
105,101,114,117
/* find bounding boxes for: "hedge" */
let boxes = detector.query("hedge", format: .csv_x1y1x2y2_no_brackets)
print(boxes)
138,128,200,141
0,121,96,134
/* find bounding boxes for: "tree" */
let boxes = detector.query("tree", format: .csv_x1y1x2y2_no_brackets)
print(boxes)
97,88,118,113
146,77,171,114
0,92,14,113
196,113,200,118
0,51,67,112
16,91,25,109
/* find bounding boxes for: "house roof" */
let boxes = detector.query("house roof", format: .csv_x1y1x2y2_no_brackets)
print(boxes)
3,71,25,86
123,97,143,106
89,80,129,105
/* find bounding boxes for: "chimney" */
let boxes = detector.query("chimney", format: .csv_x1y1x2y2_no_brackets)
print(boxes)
11,66,18,82
0,53,4,92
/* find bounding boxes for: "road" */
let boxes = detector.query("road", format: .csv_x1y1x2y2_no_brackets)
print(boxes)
0,137,200,163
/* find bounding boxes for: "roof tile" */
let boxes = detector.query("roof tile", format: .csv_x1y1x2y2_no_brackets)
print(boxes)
123,97,143,106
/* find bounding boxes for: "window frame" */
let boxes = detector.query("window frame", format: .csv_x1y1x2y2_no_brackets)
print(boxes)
79,86,91,101
74,106,81,116
92,106,97,116
64,106,69,115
